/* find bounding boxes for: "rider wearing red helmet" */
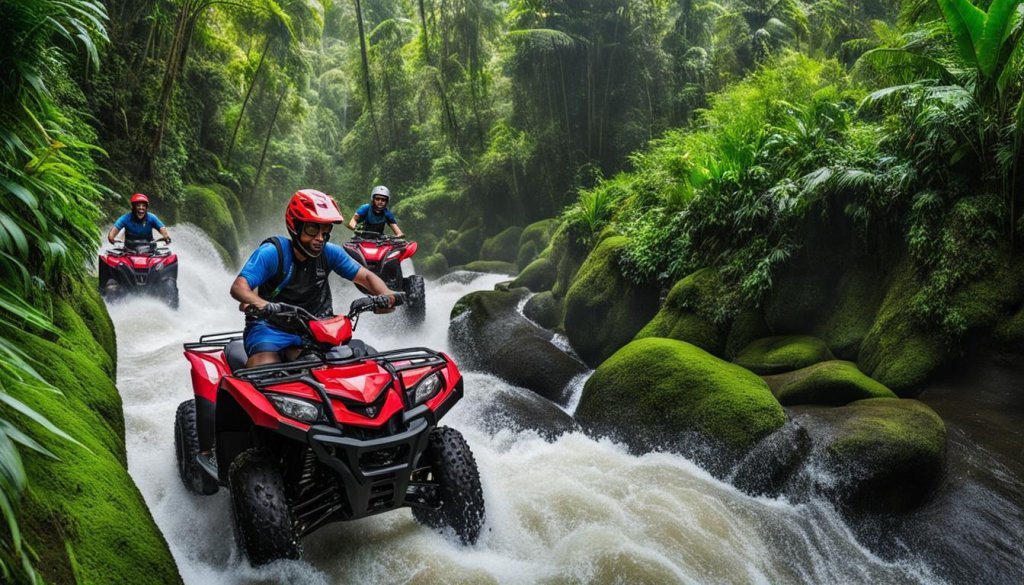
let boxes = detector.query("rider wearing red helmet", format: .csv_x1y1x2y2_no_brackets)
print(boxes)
230,189,399,367
107,193,171,247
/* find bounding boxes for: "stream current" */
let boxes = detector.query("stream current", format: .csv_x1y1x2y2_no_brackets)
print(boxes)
105,227,1019,584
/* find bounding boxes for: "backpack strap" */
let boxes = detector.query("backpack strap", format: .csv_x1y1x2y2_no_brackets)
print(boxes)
259,236,292,300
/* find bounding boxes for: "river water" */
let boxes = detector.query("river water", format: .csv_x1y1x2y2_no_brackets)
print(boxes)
106,226,1012,584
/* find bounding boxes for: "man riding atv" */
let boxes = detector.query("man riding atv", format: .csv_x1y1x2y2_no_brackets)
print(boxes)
107,193,171,249
347,185,403,237
230,188,400,368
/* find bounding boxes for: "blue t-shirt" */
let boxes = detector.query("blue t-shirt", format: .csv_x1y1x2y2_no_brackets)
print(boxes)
354,204,397,226
114,212,165,240
238,237,361,291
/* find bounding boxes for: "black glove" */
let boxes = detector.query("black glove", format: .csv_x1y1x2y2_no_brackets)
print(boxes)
164,236,171,244
263,302,282,316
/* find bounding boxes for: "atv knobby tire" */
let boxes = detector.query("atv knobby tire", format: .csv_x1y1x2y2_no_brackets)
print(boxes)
229,449,300,566
412,426,485,544
404,275,426,322
174,399,218,495
163,278,179,309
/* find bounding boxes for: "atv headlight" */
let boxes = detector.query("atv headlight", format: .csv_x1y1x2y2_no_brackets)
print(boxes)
386,249,402,260
410,372,443,405
266,393,322,423
151,259,164,270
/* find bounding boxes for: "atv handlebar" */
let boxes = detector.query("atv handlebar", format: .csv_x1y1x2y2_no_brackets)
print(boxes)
245,292,406,323
351,231,407,245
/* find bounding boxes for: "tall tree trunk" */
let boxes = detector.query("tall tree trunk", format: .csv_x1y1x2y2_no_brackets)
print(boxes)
354,0,382,152
226,35,273,166
253,85,288,191
418,0,430,61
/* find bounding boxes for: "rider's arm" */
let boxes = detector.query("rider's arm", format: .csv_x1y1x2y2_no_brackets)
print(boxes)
158,227,170,241
347,215,359,231
389,222,404,238
230,276,267,310
352,268,398,308
107,226,121,244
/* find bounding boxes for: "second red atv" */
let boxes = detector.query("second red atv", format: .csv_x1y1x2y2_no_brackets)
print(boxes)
98,238,178,308
176,294,484,566
343,232,426,322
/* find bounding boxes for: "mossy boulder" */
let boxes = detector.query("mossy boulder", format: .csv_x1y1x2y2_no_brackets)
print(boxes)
434,227,483,267
2,295,181,584
516,218,558,268
733,335,834,375
523,290,562,330
858,259,946,396
59,279,116,376
457,260,518,274
771,361,897,406
576,338,786,458
180,184,239,264
724,307,770,360
812,270,886,359
511,256,557,292
415,252,449,278
634,268,727,355
480,225,524,263
204,183,248,242
449,288,587,403
792,398,946,512
563,236,660,367
547,223,590,300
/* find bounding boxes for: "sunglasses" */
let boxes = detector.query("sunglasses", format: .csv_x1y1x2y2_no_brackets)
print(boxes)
372,196,388,202
302,223,334,238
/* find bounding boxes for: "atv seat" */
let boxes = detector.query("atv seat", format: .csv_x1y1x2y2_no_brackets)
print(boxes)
223,339,378,373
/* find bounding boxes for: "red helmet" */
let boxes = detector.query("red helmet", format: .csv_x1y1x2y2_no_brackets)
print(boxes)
285,189,343,235
130,193,149,205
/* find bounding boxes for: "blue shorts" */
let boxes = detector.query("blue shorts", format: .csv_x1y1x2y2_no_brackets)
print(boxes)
243,321,304,355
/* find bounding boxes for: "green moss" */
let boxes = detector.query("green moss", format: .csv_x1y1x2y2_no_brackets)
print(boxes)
511,256,557,292
180,184,239,264
812,269,886,360
480,225,524,263
59,279,117,376
577,338,786,452
634,268,727,355
434,227,483,266
547,223,589,299
724,307,769,360
858,258,946,396
416,253,449,278
458,260,519,274
953,255,1024,331
523,290,562,329
774,361,897,406
994,305,1024,346
516,218,558,268
1,308,180,583
827,398,945,461
563,236,661,366
734,335,834,374
205,183,249,242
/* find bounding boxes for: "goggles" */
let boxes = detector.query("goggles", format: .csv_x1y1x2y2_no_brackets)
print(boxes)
302,223,334,238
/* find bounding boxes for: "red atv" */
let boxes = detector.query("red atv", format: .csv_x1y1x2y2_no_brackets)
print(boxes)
343,232,426,322
98,238,178,308
176,294,484,566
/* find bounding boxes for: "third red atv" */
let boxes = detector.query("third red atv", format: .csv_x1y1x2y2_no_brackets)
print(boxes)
343,232,426,322
176,294,484,566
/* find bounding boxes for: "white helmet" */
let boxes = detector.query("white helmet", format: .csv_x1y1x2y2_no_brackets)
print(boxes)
370,185,391,204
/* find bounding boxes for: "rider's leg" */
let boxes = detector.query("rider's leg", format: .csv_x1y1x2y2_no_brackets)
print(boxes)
245,351,281,367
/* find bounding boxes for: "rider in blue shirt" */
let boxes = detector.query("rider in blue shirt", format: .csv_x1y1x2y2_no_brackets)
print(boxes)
107,193,171,248
230,189,398,368
347,185,404,237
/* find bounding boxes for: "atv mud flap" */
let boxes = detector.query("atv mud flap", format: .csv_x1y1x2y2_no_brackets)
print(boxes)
305,412,433,519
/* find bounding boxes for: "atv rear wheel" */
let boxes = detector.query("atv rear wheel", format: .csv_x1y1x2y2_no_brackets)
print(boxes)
404,275,426,322
174,400,218,495
412,426,485,544
229,449,300,566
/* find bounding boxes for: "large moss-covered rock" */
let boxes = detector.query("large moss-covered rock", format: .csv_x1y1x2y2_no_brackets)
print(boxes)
458,260,518,274
858,259,946,396
480,225,524,263
204,183,248,242
772,361,897,406
812,270,886,359
733,335,834,375
3,295,181,584
576,338,786,457
449,288,586,403
523,290,562,330
415,252,449,278
792,398,946,512
634,268,727,355
434,227,483,267
517,218,558,268
58,279,117,377
724,307,770,360
180,184,238,264
563,236,660,367
511,256,556,292
547,223,589,300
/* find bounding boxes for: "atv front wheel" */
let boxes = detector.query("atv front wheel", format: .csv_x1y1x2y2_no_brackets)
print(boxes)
404,275,426,322
164,278,179,309
174,400,218,495
412,426,485,544
229,449,300,566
